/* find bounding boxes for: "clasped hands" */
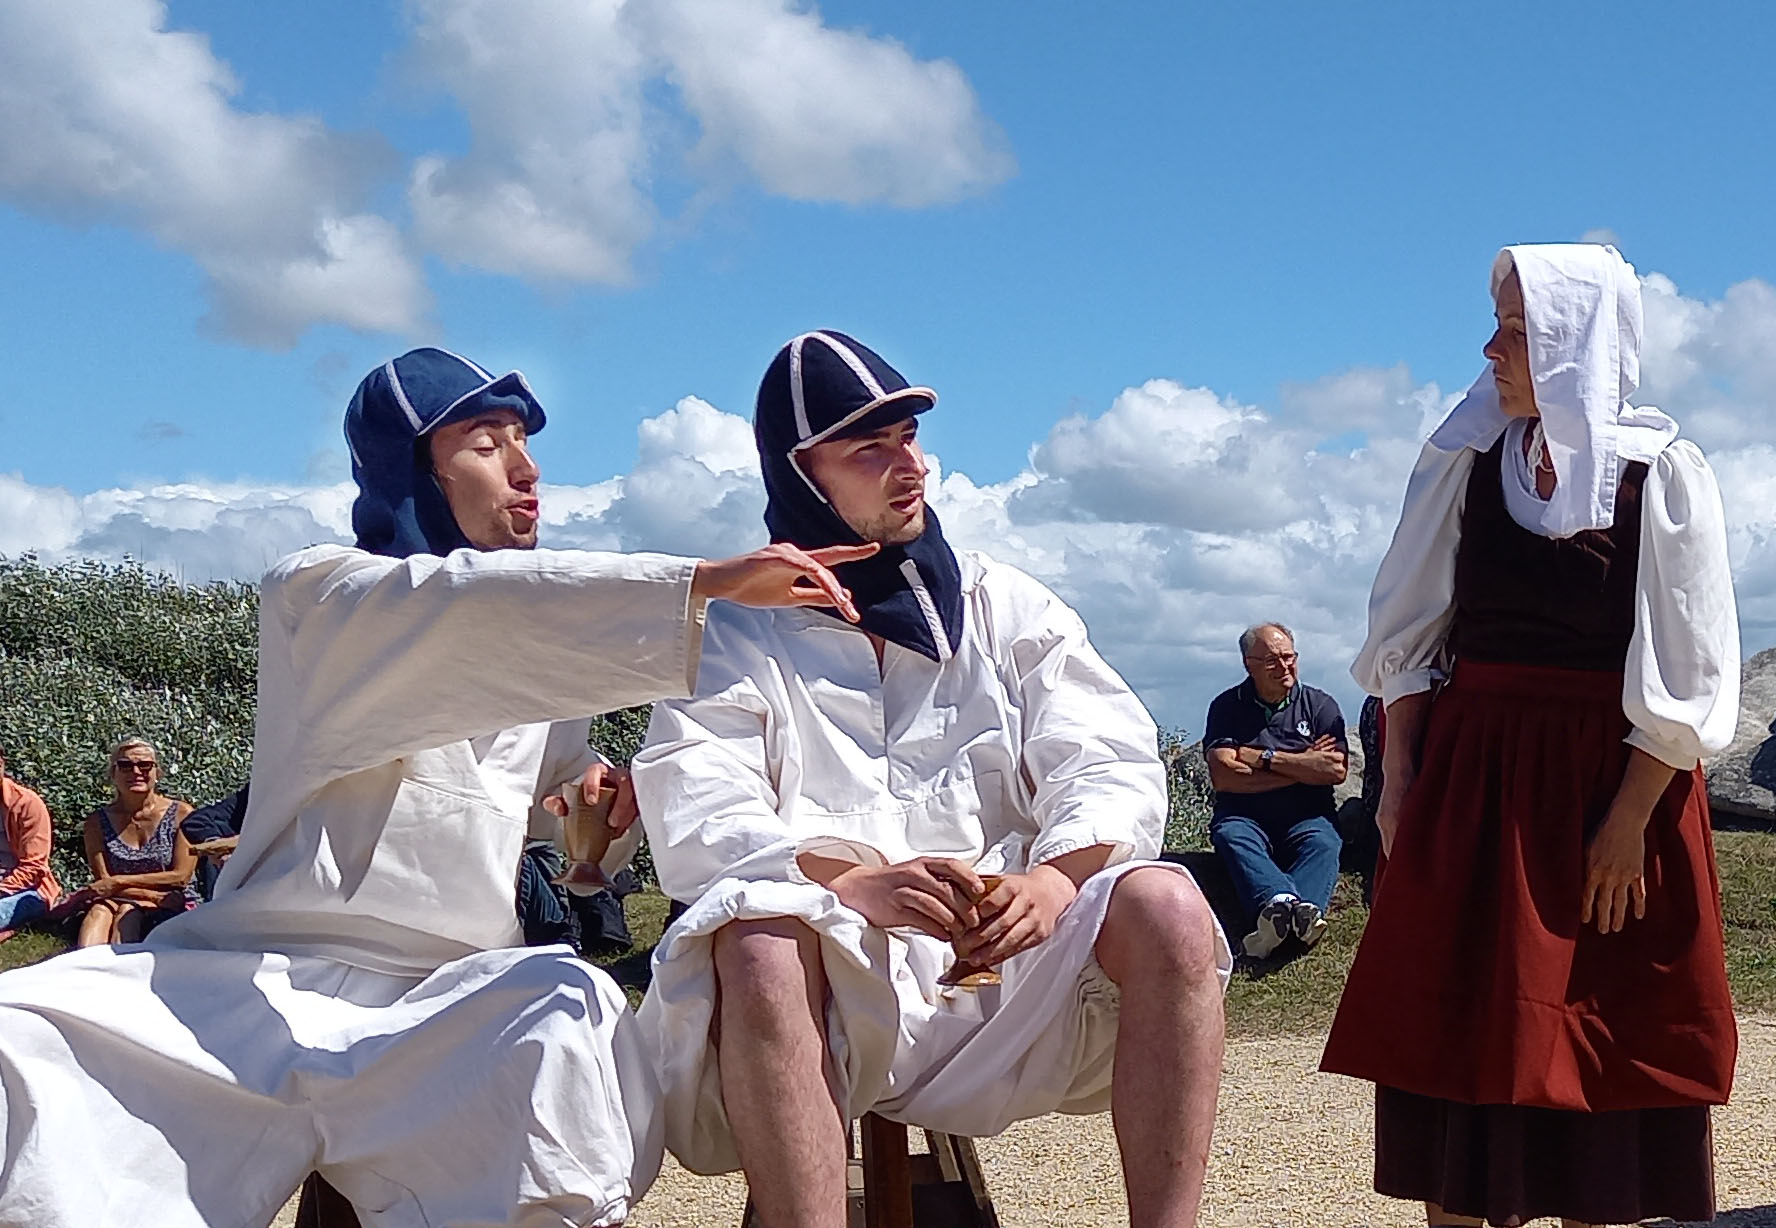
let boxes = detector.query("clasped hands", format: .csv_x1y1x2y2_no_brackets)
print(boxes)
825,856,1078,970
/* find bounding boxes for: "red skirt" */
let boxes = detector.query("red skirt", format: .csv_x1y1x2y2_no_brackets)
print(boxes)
1321,661,1736,1111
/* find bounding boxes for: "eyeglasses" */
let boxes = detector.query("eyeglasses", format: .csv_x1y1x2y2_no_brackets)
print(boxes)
1244,653,1299,669
113,761,158,775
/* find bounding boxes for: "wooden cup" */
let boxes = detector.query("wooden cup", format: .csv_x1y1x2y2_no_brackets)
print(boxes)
552,782,620,894
938,873,1005,988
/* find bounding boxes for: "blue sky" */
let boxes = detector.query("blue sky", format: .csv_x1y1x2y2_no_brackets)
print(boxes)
4,0,1774,729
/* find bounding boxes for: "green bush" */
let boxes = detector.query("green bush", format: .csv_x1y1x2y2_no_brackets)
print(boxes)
1160,726,1214,851
0,553,1213,891
0,556,258,886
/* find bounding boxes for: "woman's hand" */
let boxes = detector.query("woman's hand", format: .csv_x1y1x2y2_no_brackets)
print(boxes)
1374,771,1414,858
1581,805,1650,934
88,875,119,900
1580,747,1677,935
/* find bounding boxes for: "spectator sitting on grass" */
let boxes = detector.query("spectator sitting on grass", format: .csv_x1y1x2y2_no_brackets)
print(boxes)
0,746,61,936
76,737,197,947
1204,622,1348,960
180,783,249,902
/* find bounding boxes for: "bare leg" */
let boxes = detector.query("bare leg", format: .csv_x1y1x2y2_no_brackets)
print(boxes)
113,904,150,944
713,917,847,1228
77,900,120,948
1096,867,1227,1228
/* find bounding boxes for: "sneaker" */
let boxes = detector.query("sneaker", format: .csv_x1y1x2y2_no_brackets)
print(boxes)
1291,899,1329,949
1241,895,1297,959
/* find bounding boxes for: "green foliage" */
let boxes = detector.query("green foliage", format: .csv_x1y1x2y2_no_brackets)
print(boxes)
1160,725,1214,851
0,556,257,886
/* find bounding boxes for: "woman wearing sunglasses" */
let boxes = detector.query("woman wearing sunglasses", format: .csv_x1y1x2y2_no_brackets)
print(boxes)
75,738,197,947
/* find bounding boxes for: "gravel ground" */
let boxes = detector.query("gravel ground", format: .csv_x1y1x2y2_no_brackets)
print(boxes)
269,1017,1774,1227
630,1017,1776,1228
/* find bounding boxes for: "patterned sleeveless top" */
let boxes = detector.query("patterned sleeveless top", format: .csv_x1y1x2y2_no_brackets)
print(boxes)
94,801,198,908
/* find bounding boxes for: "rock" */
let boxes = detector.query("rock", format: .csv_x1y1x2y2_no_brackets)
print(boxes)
1705,646,1776,823
1334,735,1365,806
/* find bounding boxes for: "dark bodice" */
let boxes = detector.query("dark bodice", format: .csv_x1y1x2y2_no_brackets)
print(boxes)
1449,436,1646,671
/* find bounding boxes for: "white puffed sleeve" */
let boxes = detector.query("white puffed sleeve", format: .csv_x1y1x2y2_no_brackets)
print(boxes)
1623,441,1741,770
989,567,1168,868
1350,441,1475,703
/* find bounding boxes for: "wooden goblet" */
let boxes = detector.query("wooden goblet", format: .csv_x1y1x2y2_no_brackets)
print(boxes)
551,782,620,896
938,874,1005,988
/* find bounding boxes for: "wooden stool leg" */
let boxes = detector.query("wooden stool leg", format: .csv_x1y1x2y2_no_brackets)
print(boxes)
860,1114,914,1228
293,1173,362,1228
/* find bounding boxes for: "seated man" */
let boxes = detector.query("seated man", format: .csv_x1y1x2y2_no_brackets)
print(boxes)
0,347,867,1227
0,747,61,935
1203,623,1348,959
636,331,1232,1228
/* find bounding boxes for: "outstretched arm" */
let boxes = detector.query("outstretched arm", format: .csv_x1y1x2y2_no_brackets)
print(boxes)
273,542,875,782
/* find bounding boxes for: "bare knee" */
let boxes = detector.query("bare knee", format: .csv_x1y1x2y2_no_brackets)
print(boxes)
1097,868,1222,985
712,917,827,1028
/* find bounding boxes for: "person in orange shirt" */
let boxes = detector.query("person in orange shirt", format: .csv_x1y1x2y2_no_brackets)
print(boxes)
0,745,62,935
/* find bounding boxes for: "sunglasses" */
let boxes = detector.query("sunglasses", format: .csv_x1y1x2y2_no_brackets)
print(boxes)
112,761,158,775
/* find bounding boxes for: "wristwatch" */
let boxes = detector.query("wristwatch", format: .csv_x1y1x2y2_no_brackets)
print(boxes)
1259,748,1275,772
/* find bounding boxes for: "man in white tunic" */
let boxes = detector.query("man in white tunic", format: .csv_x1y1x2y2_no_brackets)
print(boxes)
0,347,869,1228
635,332,1232,1228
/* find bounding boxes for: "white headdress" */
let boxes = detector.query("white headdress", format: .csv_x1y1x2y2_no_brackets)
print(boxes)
1429,243,1678,537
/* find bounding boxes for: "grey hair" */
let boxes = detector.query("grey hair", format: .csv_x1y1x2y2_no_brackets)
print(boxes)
1239,622,1294,658
106,736,158,764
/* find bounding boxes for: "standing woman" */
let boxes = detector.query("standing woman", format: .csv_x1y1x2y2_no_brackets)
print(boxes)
77,738,197,946
1322,244,1740,1228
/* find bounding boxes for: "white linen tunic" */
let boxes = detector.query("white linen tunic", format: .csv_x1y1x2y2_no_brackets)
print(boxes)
1352,433,1740,769
0,544,705,1228
634,550,1232,1175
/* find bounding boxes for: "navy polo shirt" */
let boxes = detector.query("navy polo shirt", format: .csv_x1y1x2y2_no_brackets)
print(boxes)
1203,680,1347,824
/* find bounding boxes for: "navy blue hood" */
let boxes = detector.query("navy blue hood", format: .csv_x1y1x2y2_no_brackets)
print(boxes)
755,331,963,663
346,347,547,558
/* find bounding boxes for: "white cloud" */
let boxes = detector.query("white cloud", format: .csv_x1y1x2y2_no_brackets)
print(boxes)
7,267,1772,731
644,0,1015,206
0,1,1007,342
0,0,427,346
405,0,656,284
405,0,1013,283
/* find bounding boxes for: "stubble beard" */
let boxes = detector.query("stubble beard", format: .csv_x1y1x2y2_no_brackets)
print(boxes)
858,503,925,547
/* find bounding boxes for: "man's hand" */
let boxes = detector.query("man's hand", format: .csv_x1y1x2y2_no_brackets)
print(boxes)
952,864,1078,968
822,857,984,941
1581,804,1651,935
692,543,881,622
543,762,639,835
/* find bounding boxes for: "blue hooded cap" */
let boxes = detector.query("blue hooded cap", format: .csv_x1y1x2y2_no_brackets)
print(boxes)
346,347,547,558
755,330,962,663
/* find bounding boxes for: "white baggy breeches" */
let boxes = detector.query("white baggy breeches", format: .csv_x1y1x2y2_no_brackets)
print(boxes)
640,860,1232,1174
0,942,661,1228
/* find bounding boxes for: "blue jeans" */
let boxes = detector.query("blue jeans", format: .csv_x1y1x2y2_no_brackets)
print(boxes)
1210,813,1341,932
0,888,49,930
